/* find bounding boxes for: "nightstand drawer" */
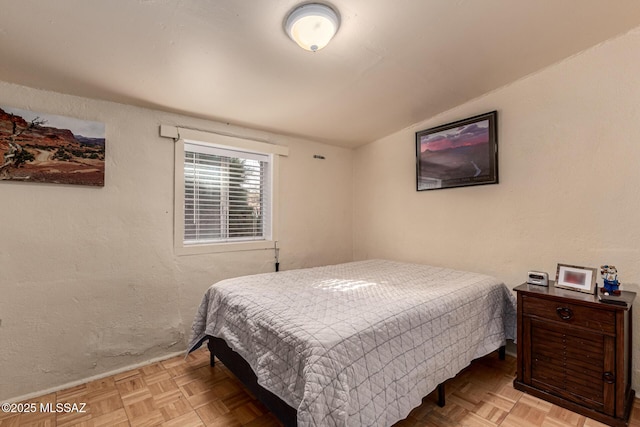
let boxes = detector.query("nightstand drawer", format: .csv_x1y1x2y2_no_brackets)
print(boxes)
522,295,615,334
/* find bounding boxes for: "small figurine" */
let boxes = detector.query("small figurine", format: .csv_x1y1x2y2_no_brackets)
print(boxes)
600,265,620,293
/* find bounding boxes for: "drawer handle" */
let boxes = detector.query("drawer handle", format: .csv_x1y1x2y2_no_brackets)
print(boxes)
556,307,573,320
603,372,615,384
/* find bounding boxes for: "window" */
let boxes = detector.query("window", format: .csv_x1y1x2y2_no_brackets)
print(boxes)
161,126,288,255
183,142,270,245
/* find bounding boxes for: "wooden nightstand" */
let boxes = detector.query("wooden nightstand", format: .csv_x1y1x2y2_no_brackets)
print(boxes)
513,282,635,426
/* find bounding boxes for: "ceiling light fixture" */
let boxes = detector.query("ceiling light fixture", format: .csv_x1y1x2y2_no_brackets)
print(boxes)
285,3,340,52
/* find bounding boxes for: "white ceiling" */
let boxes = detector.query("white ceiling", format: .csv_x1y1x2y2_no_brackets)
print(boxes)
1,1,639,148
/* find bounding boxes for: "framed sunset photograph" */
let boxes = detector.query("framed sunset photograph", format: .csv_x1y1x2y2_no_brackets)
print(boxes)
416,111,498,191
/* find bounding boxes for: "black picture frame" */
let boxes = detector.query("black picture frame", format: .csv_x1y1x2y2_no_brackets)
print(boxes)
416,111,498,191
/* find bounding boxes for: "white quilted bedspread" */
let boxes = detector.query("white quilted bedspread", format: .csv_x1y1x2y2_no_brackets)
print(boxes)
188,260,516,426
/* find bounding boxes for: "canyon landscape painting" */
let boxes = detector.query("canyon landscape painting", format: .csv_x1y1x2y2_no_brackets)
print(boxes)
0,106,105,186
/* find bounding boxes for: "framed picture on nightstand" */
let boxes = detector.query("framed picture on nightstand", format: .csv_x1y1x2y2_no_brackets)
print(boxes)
555,263,597,294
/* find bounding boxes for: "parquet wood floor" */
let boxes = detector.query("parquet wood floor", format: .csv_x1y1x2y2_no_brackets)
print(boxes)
2,348,640,426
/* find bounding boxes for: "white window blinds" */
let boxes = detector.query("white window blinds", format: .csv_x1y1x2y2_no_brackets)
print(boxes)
183,141,271,245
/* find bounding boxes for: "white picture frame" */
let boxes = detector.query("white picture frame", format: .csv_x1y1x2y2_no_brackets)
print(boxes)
555,263,597,294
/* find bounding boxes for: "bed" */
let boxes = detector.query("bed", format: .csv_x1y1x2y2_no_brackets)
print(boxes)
188,259,517,426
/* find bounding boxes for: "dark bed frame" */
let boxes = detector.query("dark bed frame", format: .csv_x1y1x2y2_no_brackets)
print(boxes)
207,335,505,426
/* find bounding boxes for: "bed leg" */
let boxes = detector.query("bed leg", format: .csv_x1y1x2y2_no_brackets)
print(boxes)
437,383,445,407
499,345,506,360
207,339,215,367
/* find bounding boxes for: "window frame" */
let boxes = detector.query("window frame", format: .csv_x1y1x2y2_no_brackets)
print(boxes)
162,126,288,255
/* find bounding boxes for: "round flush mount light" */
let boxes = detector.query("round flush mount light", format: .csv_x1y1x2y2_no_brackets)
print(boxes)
285,3,340,52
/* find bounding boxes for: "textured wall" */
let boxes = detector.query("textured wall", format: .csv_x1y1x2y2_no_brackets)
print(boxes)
353,27,640,387
0,83,353,400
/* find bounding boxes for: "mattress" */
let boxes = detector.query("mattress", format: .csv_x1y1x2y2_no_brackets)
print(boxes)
188,259,516,426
